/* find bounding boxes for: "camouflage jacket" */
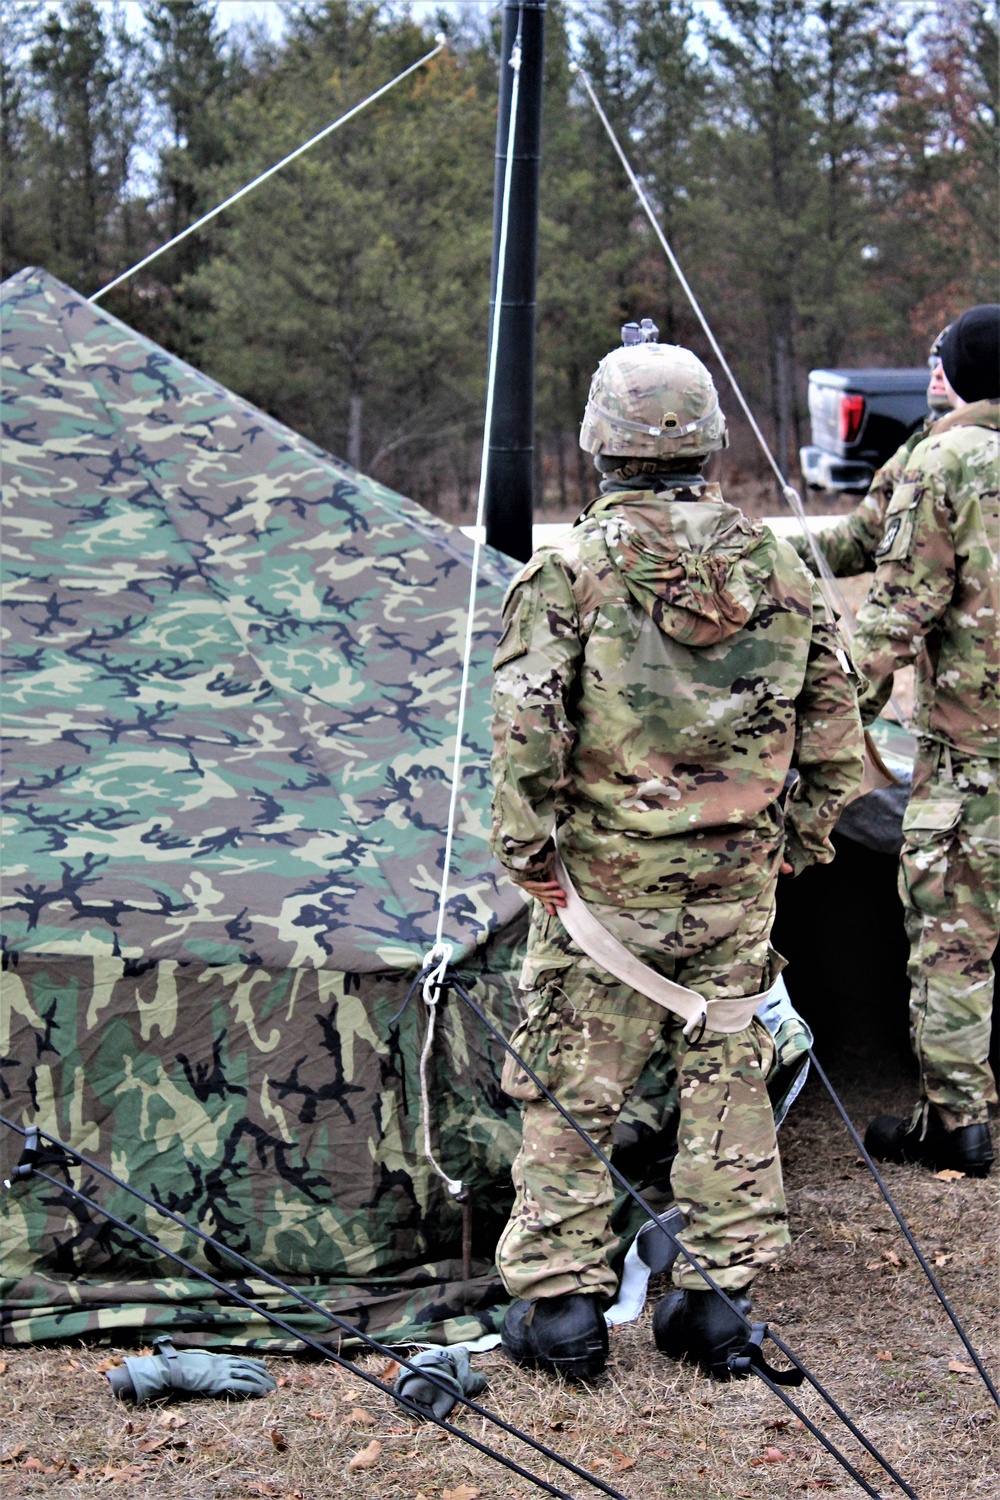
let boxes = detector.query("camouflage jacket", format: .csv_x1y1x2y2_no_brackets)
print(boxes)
490,485,864,906
791,418,934,577
854,400,1000,756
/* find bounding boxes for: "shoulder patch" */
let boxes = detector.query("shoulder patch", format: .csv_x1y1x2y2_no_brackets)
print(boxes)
874,481,921,563
494,552,551,669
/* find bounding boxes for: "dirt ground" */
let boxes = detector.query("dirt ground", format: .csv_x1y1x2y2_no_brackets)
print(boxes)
2,1038,997,1500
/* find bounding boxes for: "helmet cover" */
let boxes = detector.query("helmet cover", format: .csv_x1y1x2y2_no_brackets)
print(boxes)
579,343,728,459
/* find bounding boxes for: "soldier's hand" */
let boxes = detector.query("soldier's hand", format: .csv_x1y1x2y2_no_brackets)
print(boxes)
780,860,793,876
515,876,567,915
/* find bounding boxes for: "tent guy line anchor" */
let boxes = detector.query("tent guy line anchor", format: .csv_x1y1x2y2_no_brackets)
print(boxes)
88,37,449,304
444,973,924,1500
0,1118,630,1500
807,1050,1000,1408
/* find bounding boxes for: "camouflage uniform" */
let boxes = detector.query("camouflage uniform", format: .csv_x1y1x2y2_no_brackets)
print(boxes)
854,401,1000,1128
491,486,864,1300
791,418,934,577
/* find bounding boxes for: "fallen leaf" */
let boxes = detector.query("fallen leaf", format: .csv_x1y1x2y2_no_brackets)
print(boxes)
875,1350,894,1362
138,1435,187,1454
347,1439,382,1472
610,1450,637,1473
590,1457,609,1469
378,1359,401,1381
269,1429,288,1453
751,1447,788,1465
24,1457,48,1472
0,1445,28,1463
348,1407,375,1426
443,1487,481,1500
885,1249,902,1267
305,1409,325,1421
276,1375,293,1388
0,1360,8,1375
933,1168,965,1181
95,1357,122,1372
933,1253,952,1267
948,1359,976,1375
764,1418,791,1431
805,1482,836,1490
154,1413,189,1430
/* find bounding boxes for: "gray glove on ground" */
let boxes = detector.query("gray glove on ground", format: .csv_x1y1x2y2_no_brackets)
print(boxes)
393,1346,488,1421
106,1335,276,1403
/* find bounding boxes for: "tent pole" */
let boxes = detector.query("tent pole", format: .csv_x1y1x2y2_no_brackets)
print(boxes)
484,1,546,563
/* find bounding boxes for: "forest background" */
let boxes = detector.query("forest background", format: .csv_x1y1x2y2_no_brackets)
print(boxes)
2,0,997,517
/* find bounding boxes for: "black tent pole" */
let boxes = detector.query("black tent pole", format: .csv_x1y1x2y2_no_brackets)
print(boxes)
484,1,546,563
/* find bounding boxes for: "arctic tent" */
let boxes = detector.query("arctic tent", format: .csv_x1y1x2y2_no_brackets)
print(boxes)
0,268,699,1348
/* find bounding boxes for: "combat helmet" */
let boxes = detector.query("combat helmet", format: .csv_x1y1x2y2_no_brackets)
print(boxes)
580,336,728,460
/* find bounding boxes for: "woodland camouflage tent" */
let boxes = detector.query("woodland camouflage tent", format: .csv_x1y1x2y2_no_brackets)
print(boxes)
1,268,693,1349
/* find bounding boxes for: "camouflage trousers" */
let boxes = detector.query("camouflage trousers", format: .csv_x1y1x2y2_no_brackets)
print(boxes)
900,742,1000,1128
496,894,789,1301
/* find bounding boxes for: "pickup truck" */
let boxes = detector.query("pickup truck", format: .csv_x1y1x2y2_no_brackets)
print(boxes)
799,367,930,493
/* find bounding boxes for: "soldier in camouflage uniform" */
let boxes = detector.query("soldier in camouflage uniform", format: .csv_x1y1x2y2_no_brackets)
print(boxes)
857,306,1000,1177
791,327,954,577
490,338,864,1380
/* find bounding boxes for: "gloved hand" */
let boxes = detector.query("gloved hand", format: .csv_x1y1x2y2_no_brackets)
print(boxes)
105,1336,276,1403
393,1346,488,1421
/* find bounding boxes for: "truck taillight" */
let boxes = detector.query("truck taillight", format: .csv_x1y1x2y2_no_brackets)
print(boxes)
839,393,865,443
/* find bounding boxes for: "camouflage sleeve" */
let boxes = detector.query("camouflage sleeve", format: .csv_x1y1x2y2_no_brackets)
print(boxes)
784,583,865,874
490,551,583,881
852,455,956,725
789,487,890,577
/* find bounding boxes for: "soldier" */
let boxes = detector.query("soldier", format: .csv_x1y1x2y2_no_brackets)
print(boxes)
490,337,864,1381
855,304,1000,1177
791,327,955,578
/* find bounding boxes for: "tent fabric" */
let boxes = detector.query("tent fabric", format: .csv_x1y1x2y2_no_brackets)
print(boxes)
0,266,521,973
0,266,533,1346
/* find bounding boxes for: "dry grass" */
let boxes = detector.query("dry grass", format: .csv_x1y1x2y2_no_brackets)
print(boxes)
2,1051,997,1500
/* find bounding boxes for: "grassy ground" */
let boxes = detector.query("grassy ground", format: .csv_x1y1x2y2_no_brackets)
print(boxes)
2,1046,996,1500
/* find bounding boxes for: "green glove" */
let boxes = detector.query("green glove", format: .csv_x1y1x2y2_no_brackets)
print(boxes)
394,1346,488,1421
106,1336,276,1403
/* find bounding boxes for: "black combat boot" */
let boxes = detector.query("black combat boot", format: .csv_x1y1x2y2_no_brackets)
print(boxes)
653,1287,753,1380
501,1293,609,1381
865,1104,994,1178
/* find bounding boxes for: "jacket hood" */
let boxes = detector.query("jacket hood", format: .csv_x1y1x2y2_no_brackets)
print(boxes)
586,484,778,645
931,397,1000,434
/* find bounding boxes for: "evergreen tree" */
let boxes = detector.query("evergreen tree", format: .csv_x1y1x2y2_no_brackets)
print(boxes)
143,0,230,248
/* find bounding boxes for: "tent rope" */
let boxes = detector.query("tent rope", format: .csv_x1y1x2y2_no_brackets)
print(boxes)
415,9,526,1195
571,74,994,1410
807,1051,1000,1407
88,38,448,303
573,65,849,619
417,942,462,1195
446,973,923,1500
430,19,523,954
1,1116,631,1500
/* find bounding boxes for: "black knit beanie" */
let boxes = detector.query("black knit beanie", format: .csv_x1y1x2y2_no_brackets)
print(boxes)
939,304,1000,402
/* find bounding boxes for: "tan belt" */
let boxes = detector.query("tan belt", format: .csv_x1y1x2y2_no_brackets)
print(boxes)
552,843,775,1036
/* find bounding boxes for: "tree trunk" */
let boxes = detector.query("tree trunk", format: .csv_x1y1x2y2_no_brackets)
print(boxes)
769,322,794,479
556,428,567,509
347,394,363,470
